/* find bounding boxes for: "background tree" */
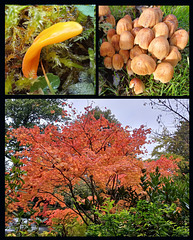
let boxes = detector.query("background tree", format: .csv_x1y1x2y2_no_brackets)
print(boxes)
145,99,189,127
91,106,120,125
5,99,68,130
145,99,189,177
151,120,189,176
5,99,68,169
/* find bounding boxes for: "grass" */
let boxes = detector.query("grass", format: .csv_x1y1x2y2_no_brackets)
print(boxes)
99,5,189,96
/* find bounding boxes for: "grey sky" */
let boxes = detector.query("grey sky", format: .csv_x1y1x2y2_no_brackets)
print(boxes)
67,99,176,131
66,99,185,160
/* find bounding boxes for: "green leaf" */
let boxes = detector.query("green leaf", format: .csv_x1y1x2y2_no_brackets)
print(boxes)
11,156,19,164
30,73,60,94
12,166,16,172
75,5,95,17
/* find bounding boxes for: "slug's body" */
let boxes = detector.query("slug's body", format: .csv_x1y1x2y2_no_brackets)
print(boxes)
22,21,83,79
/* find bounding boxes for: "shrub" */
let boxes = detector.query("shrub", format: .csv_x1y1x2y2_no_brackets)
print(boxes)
86,198,189,237
86,167,189,237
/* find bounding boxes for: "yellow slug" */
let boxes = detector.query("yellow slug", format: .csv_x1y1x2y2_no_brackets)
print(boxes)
22,21,83,79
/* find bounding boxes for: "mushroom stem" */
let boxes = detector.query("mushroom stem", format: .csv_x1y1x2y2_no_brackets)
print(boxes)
22,21,83,79
40,61,55,95
129,78,145,95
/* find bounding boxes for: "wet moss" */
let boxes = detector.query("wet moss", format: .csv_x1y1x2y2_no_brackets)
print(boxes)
5,5,95,95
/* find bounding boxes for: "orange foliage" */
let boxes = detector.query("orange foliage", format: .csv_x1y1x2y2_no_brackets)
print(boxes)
6,107,179,224
143,155,180,177
46,208,81,227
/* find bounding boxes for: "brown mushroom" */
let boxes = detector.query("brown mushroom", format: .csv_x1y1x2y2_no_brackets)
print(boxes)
98,6,111,17
126,59,134,76
112,54,124,70
119,31,134,50
132,18,142,28
163,46,182,66
123,14,132,23
164,20,177,38
153,22,169,38
131,54,156,75
169,29,189,50
138,7,163,28
129,78,145,95
131,27,143,37
111,34,120,52
100,42,115,57
153,62,174,83
106,14,116,28
116,18,132,35
107,29,116,43
134,28,155,50
104,56,112,69
119,49,130,64
148,36,170,60
130,45,147,59
163,14,178,28
153,7,163,21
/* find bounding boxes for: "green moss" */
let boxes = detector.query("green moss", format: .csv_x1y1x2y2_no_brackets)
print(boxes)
5,5,95,95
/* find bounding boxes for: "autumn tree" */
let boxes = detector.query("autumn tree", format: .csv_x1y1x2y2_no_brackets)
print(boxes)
6,107,179,227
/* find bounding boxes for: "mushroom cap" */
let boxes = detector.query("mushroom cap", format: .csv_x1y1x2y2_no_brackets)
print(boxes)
119,49,130,63
153,62,174,83
107,28,116,43
134,28,155,50
153,22,169,38
100,42,115,57
129,78,145,95
123,14,132,23
138,7,163,28
33,22,83,45
119,31,134,50
164,20,177,38
153,7,163,21
163,46,182,66
116,18,132,35
130,27,143,37
112,54,124,70
98,6,111,17
132,18,142,28
106,14,116,27
111,34,120,52
130,45,147,59
22,21,83,79
163,14,178,28
104,56,112,69
131,54,156,75
148,36,170,60
169,29,189,50
126,59,134,76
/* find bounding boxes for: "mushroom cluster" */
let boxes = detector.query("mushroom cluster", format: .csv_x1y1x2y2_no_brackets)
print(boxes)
99,6,189,94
